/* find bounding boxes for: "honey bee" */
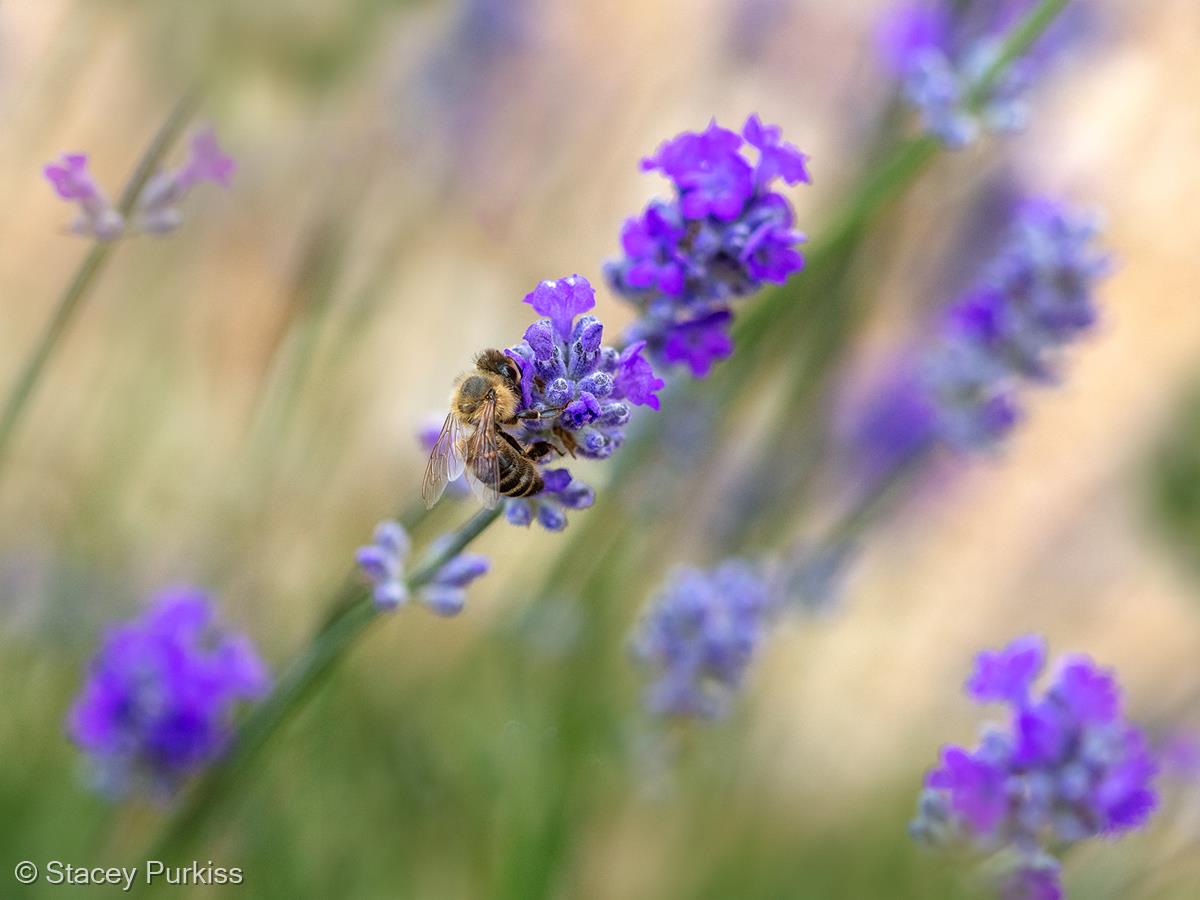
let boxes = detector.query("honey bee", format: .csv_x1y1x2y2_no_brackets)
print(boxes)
422,349,560,509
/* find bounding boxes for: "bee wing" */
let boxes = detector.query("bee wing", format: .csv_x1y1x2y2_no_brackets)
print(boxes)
421,412,464,509
463,397,502,510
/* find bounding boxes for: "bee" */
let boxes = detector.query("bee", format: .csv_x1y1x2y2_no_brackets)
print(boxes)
422,349,560,510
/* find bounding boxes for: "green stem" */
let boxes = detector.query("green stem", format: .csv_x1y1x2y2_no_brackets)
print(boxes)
968,0,1069,109
0,89,199,477
146,505,501,866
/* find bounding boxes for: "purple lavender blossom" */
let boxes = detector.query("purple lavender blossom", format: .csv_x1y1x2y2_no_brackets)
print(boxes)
355,520,488,615
631,560,775,718
877,2,1084,148
919,199,1110,452
45,128,234,238
911,636,1158,898
503,275,661,530
67,587,269,798
605,115,809,378
43,153,124,240
135,127,235,235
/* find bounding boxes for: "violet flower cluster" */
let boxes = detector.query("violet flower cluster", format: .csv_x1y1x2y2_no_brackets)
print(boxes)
503,275,663,531
631,559,775,718
67,587,269,798
911,636,1158,899
43,127,234,240
604,115,810,377
917,198,1109,451
877,2,1075,148
356,520,488,616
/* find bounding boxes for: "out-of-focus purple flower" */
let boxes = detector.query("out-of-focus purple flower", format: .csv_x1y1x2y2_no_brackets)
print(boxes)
661,310,735,378
911,636,1158,897
46,128,233,239
919,199,1110,452
135,126,234,236
631,560,775,718
355,520,488,615
502,275,661,530
176,127,236,191
43,153,124,240
967,634,1046,706
999,856,1062,900
606,115,809,378
67,586,269,798
845,363,939,483
877,1,1090,148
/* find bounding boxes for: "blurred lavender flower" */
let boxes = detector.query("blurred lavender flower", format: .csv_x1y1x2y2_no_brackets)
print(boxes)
502,275,662,530
631,560,775,718
135,127,235,235
44,128,233,238
605,115,810,377
911,635,1158,898
67,587,269,799
43,154,124,240
877,1,1080,147
920,199,1110,452
356,520,488,615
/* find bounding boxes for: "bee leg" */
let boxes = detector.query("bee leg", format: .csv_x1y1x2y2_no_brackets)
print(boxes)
515,405,565,422
525,441,563,461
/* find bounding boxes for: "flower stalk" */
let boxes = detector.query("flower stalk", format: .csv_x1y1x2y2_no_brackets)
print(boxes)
0,89,199,480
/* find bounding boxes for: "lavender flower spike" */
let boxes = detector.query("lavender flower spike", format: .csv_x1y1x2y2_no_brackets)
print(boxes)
43,153,124,240
135,126,235,235
504,275,662,530
356,520,489,615
605,115,810,378
67,586,270,798
911,636,1158,898
920,198,1110,452
631,559,775,718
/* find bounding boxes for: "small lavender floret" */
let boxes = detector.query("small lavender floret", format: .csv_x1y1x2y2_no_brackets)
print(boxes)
66,586,269,798
355,520,488,615
136,127,235,235
631,559,775,718
920,199,1110,452
45,128,234,239
911,636,1158,898
43,153,124,240
605,115,809,378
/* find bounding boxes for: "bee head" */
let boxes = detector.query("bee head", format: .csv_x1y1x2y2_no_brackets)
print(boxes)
475,349,522,388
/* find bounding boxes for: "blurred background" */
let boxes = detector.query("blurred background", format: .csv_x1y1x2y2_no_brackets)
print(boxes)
2,0,1200,896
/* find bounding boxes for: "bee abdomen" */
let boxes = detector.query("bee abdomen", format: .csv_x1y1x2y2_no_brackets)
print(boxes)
497,454,543,499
